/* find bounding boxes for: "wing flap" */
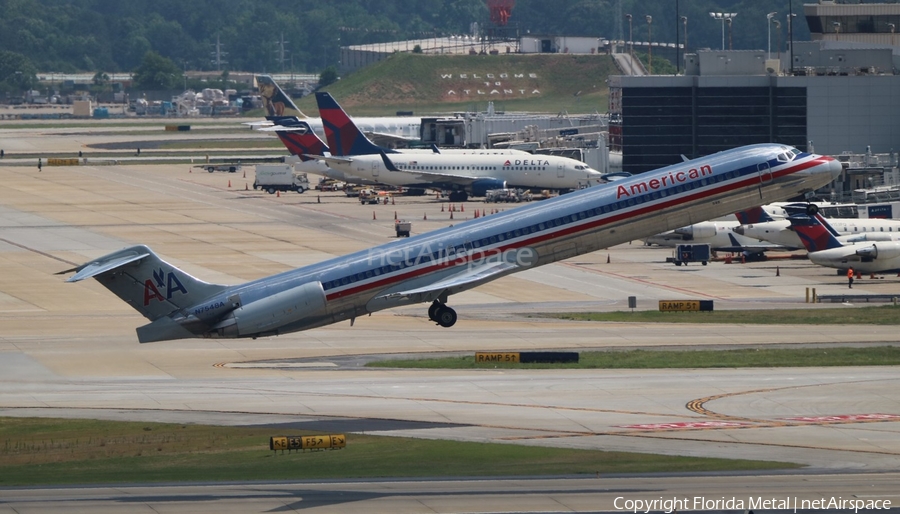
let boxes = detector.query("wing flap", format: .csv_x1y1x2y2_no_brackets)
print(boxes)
375,260,519,303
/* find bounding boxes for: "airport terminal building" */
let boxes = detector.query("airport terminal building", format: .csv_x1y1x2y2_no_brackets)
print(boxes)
609,2,900,200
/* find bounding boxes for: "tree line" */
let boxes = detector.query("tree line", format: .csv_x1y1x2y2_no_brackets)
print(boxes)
0,0,810,92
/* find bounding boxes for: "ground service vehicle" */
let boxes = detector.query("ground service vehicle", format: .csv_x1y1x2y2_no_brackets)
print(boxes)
668,243,711,266
253,164,310,194
395,220,411,237
195,163,241,173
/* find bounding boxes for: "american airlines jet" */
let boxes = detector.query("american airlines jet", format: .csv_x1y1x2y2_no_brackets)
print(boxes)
63,144,840,342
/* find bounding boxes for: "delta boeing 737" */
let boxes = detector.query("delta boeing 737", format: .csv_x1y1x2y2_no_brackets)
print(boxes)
62,144,840,342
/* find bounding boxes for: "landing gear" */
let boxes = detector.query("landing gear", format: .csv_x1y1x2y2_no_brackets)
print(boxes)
448,191,468,202
428,301,457,328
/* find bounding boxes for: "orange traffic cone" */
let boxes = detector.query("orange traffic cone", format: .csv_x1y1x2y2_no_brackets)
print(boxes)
227,180,231,188
394,211,397,220
461,204,464,212
391,196,395,205
441,204,445,212
474,209,479,218
776,266,780,277
607,254,610,263
276,191,280,197
450,211,454,220
242,169,246,178
373,211,377,220
245,183,248,190
423,212,427,220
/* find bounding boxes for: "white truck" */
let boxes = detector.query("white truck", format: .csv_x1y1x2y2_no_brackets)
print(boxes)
253,164,310,194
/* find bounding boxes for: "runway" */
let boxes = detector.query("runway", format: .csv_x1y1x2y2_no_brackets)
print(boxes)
1,122,899,511
2,473,898,513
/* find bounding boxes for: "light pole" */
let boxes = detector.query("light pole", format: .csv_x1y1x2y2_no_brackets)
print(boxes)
773,20,782,61
889,23,896,46
709,12,737,51
767,12,777,59
681,16,688,53
625,14,633,60
646,15,652,74
787,11,797,74
832,21,841,40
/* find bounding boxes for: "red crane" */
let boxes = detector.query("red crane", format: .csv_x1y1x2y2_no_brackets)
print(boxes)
487,0,515,26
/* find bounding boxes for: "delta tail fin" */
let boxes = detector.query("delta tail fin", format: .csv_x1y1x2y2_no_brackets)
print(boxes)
266,117,330,161
61,245,227,322
734,206,776,225
315,92,387,157
256,75,305,117
787,215,845,252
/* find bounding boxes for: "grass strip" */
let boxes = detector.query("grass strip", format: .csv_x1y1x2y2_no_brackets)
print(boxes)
538,305,900,325
0,417,797,485
366,346,900,370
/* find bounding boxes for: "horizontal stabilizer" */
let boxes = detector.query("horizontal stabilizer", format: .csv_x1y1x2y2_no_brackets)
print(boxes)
316,155,353,165
60,248,150,282
136,316,197,343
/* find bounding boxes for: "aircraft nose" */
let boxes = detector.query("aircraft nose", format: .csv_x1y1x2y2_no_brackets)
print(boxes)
827,157,842,180
733,225,746,236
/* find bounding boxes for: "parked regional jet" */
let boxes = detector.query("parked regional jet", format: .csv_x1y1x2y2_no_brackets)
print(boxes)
254,75,421,144
788,212,900,274
643,206,795,253
62,144,840,342
735,203,900,248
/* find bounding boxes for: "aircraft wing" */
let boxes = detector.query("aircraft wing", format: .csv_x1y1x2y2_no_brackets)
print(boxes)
400,168,492,187
257,125,309,133
367,131,420,147
374,260,519,304
719,233,794,253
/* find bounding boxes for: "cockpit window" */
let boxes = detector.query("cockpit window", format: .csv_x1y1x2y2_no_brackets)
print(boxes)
779,147,801,161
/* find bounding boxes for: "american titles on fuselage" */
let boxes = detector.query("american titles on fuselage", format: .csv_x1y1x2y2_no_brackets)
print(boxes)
616,164,713,199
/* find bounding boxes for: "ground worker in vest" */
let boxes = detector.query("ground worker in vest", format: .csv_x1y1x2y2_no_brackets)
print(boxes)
848,267,854,288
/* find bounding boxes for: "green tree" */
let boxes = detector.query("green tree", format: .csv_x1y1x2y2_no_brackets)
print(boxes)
0,50,38,94
318,66,338,89
132,51,182,90
91,71,112,95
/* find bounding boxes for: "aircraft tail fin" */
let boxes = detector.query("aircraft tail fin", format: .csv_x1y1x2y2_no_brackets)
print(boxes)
787,215,845,252
61,245,227,322
315,92,384,157
256,75,305,117
734,206,775,225
268,117,330,161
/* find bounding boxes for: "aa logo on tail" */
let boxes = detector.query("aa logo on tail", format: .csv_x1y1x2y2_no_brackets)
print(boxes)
144,268,188,306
